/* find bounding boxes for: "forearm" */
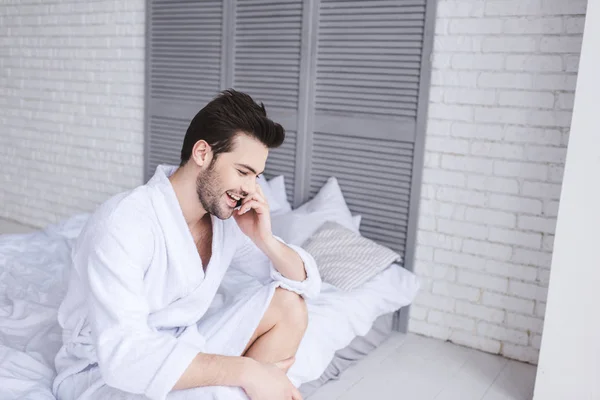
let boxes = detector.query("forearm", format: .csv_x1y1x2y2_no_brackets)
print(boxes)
173,353,255,392
258,235,307,282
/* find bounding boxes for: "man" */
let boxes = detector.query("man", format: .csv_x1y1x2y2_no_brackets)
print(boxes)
52,90,321,400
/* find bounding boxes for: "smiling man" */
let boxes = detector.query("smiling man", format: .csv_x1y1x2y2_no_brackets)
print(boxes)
52,90,321,400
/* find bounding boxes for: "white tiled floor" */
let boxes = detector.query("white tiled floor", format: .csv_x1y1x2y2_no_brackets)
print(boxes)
0,218,537,400
308,332,537,400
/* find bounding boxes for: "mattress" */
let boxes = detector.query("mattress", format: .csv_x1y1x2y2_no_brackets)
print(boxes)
0,214,419,399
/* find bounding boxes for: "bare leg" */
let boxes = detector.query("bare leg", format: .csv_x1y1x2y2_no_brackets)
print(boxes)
242,287,308,370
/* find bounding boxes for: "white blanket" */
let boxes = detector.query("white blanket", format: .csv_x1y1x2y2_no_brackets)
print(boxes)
0,214,419,400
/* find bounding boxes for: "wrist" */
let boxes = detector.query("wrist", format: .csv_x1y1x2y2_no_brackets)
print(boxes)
238,357,259,389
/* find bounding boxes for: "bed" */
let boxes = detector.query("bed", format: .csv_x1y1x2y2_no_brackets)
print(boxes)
0,175,419,399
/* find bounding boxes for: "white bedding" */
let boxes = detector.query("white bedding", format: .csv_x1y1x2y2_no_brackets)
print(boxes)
0,214,419,399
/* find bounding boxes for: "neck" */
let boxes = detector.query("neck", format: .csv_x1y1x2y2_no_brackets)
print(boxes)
168,166,208,228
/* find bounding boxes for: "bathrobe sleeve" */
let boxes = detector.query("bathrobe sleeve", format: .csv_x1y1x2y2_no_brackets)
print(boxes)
232,231,322,299
80,210,202,400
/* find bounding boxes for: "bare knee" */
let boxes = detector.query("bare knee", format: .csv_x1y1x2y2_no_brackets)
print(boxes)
273,287,308,333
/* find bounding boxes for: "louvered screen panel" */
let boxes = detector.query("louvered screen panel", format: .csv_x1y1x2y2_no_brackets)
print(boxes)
147,116,191,175
310,132,414,255
265,130,297,202
233,0,303,202
233,0,303,111
146,0,224,179
315,0,425,118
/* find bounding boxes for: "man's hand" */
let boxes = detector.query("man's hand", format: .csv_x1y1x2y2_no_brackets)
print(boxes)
242,358,303,400
233,182,272,245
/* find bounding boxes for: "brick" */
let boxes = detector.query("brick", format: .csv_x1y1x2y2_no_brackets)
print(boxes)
429,103,474,122
423,153,441,168
428,310,476,332
435,19,450,36
565,55,581,72
532,334,543,350
438,218,489,240
512,249,553,269
564,16,586,34
434,36,483,52
537,268,552,285
506,313,544,334
419,232,463,251
437,1,485,17
477,322,529,346
557,93,575,110
455,300,505,324
482,292,535,314
485,260,538,282
450,122,504,141
489,194,543,214
478,72,533,89
448,18,503,34
493,160,548,180
413,291,456,313
458,270,508,293
426,120,453,136
416,244,435,261
482,37,537,53
508,281,549,302
522,182,563,200
432,281,481,302
543,200,561,217
526,145,567,164
440,154,494,175
498,90,555,109
435,249,486,271
504,126,562,146
470,141,524,160
541,234,555,252
505,55,563,72
425,137,470,155
410,305,429,321
519,216,557,234
486,0,586,16
417,215,436,231
419,199,467,220
449,331,502,354
463,239,513,261
443,88,497,106
466,207,516,228
540,37,584,54
536,302,547,317
489,227,542,249
432,52,452,69
408,320,451,341
502,344,540,364
416,261,457,282
503,17,563,34
451,54,505,71
431,70,480,88
467,175,519,196
474,107,529,125
437,186,488,207
422,168,467,187
534,74,578,91
527,110,573,128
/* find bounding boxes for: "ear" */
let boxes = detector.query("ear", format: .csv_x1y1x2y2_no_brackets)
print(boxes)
191,140,212,167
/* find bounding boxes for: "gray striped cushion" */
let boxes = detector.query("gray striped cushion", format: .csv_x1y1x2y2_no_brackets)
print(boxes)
301,221,402,291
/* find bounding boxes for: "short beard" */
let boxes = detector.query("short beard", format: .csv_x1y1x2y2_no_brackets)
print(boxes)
195,158,231,220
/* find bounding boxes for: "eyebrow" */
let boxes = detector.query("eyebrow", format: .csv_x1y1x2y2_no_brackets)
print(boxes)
236,163,264,176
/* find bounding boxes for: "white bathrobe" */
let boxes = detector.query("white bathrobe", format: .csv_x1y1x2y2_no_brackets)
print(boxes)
52,165,321,400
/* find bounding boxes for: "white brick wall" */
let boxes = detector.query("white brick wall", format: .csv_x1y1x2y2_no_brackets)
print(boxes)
0,1,145,228
410,0,586,364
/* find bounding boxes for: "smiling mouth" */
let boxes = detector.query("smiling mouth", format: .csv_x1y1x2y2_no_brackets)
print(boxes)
226,191,243,208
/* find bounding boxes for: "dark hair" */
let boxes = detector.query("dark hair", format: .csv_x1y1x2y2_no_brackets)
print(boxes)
180,89,285,166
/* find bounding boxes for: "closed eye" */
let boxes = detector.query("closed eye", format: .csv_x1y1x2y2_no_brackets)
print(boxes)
237,169,249,176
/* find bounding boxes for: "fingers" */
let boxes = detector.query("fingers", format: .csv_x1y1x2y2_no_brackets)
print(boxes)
291,387,303,400
238,199,267,215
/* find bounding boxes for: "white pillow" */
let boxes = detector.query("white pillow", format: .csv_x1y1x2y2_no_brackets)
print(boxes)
271,177,357,246
267,175,292,214
257,175,282,214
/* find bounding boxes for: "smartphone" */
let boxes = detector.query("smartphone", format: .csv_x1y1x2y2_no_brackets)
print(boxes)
235,198,243,209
